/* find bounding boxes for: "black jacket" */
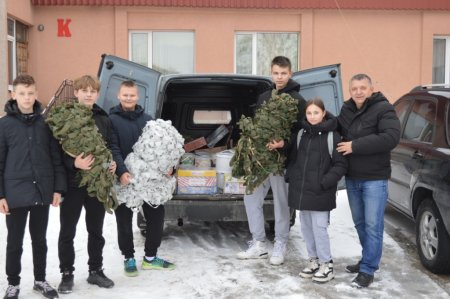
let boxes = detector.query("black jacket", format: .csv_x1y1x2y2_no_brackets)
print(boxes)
285,113,347,211
0,100,67,209
337,92,401,179
257,79,306,122
63,104,114,188
109,104,152,177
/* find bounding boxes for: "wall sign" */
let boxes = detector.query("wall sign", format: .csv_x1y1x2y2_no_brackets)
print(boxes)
57,19,71,37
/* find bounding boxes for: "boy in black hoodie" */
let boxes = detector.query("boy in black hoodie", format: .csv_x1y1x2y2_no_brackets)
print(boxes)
57,75,116,294
0,75,67,299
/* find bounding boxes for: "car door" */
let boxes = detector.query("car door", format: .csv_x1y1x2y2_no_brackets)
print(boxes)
389,97,436,213
291,64,344,116
97,54,162,119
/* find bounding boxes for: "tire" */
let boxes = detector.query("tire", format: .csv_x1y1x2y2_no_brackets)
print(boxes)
415,199,450,274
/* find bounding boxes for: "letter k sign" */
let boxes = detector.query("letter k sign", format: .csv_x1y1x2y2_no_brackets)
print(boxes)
57,19,72,37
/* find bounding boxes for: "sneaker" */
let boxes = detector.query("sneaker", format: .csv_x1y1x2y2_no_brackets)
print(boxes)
269,241,287,265
57,271,74,294
312,261,335,283
345,260,361,273
236,240,268,259
351,272,374,288
87,269,114,288
142,257,175,270
3,285,19,299
124,258,138,277
299,258,319,278
33,281,59,299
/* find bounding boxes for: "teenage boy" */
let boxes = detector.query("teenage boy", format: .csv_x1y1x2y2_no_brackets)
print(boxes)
0,75,67,299
237,56,306,265
57,75,116,294
109,80,175,277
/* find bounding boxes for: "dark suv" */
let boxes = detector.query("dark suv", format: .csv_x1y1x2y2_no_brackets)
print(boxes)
389,85,450,274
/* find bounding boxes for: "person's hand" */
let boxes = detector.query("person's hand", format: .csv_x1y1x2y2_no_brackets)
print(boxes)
337,141,353,155
166,168,174,176
74,152,95,170
52,193,61,207
266,139,284,151
0,198,10,215
108,161,117,174
120,172,132,186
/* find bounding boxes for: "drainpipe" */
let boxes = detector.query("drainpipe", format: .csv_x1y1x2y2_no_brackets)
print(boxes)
0,0,7,113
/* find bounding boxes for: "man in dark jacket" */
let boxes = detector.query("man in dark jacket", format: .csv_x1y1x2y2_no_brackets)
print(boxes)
337,74,400,288
0,75,67,299
57,75,116,294
109,81,174,277
237,56,306,266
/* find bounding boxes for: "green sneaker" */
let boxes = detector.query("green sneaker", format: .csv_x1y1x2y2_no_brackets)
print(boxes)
124,258,138,277
142,257,175,270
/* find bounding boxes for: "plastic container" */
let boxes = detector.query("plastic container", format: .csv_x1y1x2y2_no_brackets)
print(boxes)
215,149,234,173
217,171,232,191
194,153,211,168
180,153,195,166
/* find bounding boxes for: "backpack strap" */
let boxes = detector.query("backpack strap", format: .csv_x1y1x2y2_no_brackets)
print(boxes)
297,129,304,147
327,131,333,157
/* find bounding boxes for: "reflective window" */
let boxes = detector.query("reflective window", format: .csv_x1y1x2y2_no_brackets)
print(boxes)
394,99,412,130
235,32,299,75
130,31,194,75
403,100,436,143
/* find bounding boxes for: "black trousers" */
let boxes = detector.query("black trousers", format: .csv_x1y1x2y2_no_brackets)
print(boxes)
5,205,50,286
115,202,164,259
58,186,105,273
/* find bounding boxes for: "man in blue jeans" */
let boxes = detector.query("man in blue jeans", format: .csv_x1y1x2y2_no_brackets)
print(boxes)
337,74,400,288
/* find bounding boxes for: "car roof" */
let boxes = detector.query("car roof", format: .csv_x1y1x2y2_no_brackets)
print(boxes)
406,85,450,99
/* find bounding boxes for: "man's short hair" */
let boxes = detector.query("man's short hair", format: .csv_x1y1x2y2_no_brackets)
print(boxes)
350,74,372,86
73,75,100,91
13,74,35,90
120,80,137,89
271,56,292,70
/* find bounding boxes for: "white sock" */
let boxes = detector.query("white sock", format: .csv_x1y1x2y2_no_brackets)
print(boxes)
145,256,155,261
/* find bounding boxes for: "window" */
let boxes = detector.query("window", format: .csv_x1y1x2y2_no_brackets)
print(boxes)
447,102,450,144
394,99,412,129
235,32,299,75
130,31,194,74
403,100,436,143
433,36,450,84
7,18,28,90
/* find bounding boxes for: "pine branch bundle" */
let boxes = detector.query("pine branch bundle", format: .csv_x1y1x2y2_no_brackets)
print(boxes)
45,102,118,213
231,90,298,193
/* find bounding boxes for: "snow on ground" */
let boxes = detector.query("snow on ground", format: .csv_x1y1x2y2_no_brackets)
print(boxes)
1,191,449,299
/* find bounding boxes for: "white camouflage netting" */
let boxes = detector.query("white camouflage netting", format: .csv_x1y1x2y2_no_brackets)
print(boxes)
115,119,185,210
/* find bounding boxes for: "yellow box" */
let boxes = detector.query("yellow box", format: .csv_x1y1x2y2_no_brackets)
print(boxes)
177,167,217,194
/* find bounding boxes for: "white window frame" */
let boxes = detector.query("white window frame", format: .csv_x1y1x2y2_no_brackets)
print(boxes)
128,30,195,73
7,18,16,91
234,31,299,75
434,36,450,84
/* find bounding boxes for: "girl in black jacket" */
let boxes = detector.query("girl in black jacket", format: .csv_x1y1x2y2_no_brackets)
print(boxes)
284,98,347,283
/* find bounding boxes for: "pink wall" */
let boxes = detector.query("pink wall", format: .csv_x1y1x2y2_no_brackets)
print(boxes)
7,4,450,104
6,0,33,25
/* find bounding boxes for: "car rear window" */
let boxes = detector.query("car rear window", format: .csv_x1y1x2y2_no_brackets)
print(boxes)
447,103,450,144
403,99,436,143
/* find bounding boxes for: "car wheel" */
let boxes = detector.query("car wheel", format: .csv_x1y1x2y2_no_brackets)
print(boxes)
415,199,450,274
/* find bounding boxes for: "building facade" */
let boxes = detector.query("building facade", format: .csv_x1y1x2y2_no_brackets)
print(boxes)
3,0,450,108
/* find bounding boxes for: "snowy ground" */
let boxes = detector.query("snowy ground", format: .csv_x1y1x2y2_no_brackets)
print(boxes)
1,191,449,299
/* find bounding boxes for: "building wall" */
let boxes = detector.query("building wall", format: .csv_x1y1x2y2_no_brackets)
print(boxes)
6,4,450,105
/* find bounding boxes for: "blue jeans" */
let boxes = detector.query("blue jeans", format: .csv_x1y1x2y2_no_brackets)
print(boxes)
345,178,388,276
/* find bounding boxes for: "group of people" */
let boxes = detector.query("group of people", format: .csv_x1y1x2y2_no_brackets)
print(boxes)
0,54,401,299
0,75,174,299
236,56,400,287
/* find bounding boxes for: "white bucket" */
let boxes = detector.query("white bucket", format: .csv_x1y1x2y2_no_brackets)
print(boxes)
215,150,234,173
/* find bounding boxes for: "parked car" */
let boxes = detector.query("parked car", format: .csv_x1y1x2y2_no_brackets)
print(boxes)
96,54,344,231
389,84,450,274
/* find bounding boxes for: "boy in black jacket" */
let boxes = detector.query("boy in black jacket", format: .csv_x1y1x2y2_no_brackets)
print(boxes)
0,75,67,299
57,75,116,294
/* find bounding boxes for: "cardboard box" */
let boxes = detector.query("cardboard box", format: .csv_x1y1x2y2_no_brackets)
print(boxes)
223,176,246,194
177,167,217,194
183,137,207,153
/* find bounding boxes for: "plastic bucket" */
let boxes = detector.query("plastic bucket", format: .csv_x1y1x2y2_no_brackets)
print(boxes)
180,153,195,166
194,153,211,168
215,149,234,173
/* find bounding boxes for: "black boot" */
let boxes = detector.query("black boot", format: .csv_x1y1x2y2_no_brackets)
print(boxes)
57,271,74,294
87,269,114,288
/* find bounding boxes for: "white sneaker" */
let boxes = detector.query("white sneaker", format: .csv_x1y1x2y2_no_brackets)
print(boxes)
299,257,319,278
236,240,268,259
312,260,335,283
269,241,287,265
